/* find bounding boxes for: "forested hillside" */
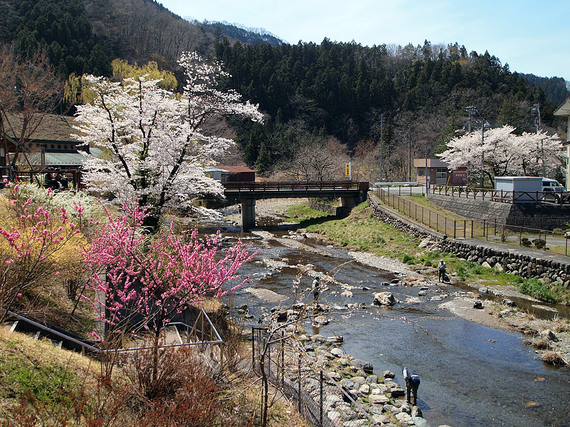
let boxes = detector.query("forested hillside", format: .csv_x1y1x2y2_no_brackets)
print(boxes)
216,39,567,177
522,74,569,106
0,0,567,180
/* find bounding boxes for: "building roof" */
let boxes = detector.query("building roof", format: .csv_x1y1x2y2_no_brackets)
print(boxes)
216,165,256,173
3,113,80,143
413,158,450,168
554,98,570,117
17,152,86,167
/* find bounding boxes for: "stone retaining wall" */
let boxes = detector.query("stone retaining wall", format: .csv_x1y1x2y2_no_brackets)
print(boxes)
438,239,570,288
427,193,570,230
369,196,570,288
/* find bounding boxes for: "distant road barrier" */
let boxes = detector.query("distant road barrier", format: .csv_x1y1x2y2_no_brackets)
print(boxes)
430,184,569,205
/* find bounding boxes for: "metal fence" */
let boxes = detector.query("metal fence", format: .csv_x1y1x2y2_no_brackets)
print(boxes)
252,327,378,427
374,188,570,255
429,184,569,205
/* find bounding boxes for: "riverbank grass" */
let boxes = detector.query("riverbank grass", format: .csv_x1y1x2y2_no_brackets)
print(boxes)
297,202,419,258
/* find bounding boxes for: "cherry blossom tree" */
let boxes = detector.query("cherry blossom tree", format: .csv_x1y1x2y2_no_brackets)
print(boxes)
438,125,563,187
73,52,263,231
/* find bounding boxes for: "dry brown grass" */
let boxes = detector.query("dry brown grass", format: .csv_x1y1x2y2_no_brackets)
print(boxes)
1,322,312,426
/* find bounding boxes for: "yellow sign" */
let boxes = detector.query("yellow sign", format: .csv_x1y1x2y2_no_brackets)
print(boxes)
345,163,351,177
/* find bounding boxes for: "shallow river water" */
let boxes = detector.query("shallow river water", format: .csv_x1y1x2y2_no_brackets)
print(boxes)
203,221,569,427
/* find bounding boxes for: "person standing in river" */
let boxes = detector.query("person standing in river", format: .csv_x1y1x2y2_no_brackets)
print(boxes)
438,259,447,282
403,367,420,405
312,276,321,303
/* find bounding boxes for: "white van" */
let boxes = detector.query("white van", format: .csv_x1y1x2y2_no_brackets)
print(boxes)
541,178,564,201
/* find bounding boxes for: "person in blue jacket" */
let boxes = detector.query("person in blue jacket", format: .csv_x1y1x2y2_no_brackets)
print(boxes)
402,366,420,405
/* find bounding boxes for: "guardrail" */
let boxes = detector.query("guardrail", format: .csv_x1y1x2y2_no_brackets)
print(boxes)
430,184,569,205
2,307,224,357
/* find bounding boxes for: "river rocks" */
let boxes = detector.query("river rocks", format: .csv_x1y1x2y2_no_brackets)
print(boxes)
245,287,288,303
327,335,344,344
313,315,330,325
351,358,374,374
369,393,390,405
373,291,397,306
331,347,344,358
502,298,517,307
293,333,427,426
542,329,559,342
473,300,484,309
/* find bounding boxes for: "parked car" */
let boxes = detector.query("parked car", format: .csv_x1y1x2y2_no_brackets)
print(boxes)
541,178,564,201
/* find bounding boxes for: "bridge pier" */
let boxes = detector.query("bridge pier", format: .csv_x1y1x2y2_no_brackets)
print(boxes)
241,199,256,230
336,194,366,217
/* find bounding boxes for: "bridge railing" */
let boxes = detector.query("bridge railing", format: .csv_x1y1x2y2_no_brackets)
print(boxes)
224,180,368,192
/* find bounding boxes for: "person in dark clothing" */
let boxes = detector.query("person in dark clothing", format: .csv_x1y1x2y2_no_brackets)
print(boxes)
403,366,420,405
438,259,447,282
312,276,321,303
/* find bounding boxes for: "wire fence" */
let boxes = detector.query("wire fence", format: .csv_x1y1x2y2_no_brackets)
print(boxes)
374,188,570,256
252,327,379,427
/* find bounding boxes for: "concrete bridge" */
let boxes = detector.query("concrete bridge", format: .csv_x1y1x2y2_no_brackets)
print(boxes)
224,181,369,229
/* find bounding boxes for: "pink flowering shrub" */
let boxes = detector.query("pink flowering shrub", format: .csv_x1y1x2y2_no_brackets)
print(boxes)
0,182,88,321
82,205,256,340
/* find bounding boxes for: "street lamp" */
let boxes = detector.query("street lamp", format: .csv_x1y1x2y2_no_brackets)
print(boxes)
480,122,490,189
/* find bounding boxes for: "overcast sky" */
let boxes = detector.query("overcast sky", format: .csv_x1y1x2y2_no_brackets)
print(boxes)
159,0,569,82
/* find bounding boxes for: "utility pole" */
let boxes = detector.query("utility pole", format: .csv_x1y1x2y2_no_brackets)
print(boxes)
407,126,411,182
424,141,429,190
480,122,490,189
466,105,477,133
378,114,385,182
532,103,541,133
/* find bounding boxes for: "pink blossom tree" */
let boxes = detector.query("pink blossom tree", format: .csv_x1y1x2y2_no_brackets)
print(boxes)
82,205,256,342
0,183,87,321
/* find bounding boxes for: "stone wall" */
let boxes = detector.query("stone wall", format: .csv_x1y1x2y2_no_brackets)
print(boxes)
438,239,570,288
369,196,570,288
427,193,570,230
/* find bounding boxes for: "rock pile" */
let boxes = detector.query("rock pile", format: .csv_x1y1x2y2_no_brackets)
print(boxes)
292,333,428,426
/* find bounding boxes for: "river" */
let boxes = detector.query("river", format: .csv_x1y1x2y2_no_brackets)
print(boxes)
200,218,569,427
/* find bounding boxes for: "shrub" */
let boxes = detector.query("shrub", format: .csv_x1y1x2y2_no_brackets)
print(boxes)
0,184,90,319
521,237,532,247
517,278,557,303
533,239,546,249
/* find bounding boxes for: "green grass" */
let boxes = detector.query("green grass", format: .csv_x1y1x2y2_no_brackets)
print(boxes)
517,278,559,304
284,204,334,224
303,202,419,259
1,347,79,405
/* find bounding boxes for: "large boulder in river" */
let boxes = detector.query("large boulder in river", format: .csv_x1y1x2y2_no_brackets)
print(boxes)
373,292,397,306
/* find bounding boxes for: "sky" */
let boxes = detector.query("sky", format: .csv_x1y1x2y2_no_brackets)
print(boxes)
159,0,569,82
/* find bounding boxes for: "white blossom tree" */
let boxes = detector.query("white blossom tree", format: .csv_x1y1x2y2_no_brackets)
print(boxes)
439,125,562,187
73,52,263,230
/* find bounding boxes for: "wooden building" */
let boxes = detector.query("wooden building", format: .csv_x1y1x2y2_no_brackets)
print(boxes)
413,158,468,186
